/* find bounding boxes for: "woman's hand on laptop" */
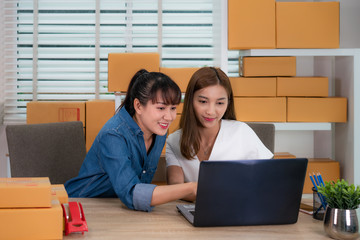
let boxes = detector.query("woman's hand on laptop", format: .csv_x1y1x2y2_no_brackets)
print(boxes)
151,182,197,206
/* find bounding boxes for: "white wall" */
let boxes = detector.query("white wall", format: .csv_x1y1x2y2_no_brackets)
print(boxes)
340,0,360,48
275,131,315,158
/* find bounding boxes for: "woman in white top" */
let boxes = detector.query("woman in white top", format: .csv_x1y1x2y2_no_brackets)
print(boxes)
166,67,273,199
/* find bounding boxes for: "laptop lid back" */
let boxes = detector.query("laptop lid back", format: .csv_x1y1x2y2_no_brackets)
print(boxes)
193,158,308,227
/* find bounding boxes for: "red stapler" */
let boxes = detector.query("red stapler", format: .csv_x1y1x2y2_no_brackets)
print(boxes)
61,202,88,236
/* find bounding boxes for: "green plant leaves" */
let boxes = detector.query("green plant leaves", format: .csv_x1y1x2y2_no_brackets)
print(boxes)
317,179,360,210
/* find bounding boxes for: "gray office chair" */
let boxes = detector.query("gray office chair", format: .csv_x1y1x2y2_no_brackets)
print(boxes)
247,123,275,153
6,121,86,184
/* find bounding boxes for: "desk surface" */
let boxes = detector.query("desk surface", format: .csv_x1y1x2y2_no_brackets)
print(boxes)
64,198,329,240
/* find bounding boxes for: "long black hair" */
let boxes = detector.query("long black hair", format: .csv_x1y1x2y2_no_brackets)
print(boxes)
118,69,181,116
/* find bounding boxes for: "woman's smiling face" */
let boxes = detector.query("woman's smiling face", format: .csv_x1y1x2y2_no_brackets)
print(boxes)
134,91,177,138
193,84,228,129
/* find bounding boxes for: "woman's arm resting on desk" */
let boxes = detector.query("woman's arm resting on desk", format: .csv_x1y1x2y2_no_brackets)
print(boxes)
151,182,197,206
161,165,196,202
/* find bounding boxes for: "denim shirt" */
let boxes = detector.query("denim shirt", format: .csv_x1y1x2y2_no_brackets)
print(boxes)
65,107,166,212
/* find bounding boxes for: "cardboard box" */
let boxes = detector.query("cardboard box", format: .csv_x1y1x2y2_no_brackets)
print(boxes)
277,77,328,97
177,102,183,114
274,152,296,159
0,198,63,240
228,0,276,49
230,77,276,97
169,114,181,134
276,2,339,49
234,97,286,122
287,97,347,122
86,100,115,151
51,184,68,204
27,101,86,126
303,158,340,194
160,67,199,92
241,56,296,77
0,177,51,208
108,52,160,92
162,143,166,155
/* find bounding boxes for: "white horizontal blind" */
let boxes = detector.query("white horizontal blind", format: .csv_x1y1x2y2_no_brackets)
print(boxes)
162,0,214,67
2,0,215,124
228,50,240,77
3,1,20,124
99,0,159,96
0,1,8,123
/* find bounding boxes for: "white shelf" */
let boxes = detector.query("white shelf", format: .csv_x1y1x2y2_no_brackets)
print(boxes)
238,48,352,131
274,123,331,131
237,48,360,186
238,48,360,57
219,0,360,188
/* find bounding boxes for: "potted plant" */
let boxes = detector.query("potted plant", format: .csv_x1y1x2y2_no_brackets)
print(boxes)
317,179,360,240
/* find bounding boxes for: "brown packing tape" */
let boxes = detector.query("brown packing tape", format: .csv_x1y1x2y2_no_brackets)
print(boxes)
58,108,80,122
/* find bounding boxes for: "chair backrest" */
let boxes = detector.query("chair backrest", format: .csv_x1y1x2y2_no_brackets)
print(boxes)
6,121,86,184
247,123,275,153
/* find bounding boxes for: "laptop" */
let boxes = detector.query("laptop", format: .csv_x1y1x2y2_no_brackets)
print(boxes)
177,158,308,227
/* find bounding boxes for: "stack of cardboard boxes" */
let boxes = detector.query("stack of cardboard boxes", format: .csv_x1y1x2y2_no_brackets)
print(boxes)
27,100,115,152
227,0,346,122
231,56,347,123
228,0,339,49
231,56,343,193
0,178,68,239
227,0,343,194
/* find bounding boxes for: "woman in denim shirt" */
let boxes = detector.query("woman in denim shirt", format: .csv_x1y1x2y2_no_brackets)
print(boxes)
65,69,197,212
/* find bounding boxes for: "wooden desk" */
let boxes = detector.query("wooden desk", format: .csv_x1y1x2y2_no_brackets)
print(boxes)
64,198,329,239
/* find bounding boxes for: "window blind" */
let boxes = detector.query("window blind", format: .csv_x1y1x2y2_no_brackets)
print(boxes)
2,0,215,124
228,50,240,77
2,1,19,124
162,0,214,67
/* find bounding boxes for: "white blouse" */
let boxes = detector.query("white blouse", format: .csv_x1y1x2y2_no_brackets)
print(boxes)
165,120,274,182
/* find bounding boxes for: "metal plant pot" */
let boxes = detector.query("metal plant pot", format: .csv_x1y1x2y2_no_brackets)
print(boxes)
324,207,359,240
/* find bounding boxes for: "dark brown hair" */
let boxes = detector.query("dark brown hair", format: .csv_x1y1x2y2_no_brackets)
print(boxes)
179,67,236,159
117,69,181,116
